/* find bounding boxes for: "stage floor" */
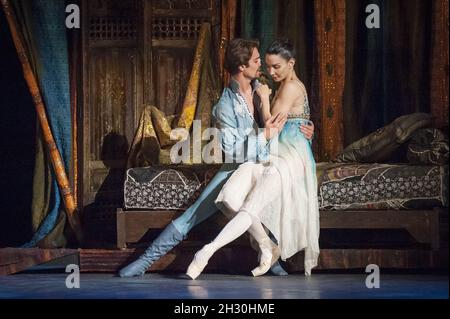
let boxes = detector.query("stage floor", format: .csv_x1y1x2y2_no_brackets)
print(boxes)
0,272,447,299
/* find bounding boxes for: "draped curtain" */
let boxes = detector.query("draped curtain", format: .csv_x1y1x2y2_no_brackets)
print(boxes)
127,23,220,167
274,0,319,157
240,0,346,161
240,0,275,57
344,0,435,147
275,0,315,96
10,0,71,248
240,0,448,161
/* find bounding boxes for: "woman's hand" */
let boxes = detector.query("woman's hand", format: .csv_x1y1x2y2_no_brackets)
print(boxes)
300,121,314,140
256,84,272,103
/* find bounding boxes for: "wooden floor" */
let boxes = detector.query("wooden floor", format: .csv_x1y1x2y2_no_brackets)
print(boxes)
0,272,447,299
0,248,78,276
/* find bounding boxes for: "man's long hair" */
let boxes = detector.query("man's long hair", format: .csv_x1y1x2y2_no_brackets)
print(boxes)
224,38,260,76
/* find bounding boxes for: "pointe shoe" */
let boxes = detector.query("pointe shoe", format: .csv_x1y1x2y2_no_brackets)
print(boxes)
251,239,281,277
186,243,217,280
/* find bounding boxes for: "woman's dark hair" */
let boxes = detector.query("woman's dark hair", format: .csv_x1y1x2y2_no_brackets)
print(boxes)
266,39,296,61
224,38,260,75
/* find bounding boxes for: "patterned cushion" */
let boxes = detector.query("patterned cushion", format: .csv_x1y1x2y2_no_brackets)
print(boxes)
124,166,219,210
319,163,448,210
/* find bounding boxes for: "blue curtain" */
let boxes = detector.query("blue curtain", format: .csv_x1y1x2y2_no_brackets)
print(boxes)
343,0,433,145
11,0,72,247
240,0,276,61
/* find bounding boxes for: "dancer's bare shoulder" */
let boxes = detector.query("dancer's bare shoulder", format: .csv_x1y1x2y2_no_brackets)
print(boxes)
278,80,305,102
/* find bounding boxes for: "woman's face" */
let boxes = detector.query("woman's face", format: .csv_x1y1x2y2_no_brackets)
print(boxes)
265,54,295,82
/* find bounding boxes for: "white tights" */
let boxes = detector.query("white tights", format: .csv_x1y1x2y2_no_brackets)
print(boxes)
191,163,282,274
193,210,273,272
210,211,270,251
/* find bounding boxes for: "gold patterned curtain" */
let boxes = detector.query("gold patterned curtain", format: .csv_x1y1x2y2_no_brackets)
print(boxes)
430,0,449,129
313,0,346,161
127,23,220,168
177,23,213,131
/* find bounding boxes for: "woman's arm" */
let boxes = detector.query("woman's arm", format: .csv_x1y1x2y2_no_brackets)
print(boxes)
270,82,303,130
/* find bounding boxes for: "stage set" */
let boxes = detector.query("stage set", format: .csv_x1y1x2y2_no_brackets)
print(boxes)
0,0,448,300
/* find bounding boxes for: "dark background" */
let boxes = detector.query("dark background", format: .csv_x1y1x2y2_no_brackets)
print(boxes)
0,8,35,246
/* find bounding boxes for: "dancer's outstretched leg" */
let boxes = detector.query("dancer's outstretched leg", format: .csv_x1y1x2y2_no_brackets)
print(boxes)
187,163,285,279
186,211,252,279
186,210,279,279
217,163,288,276
245,216,281,277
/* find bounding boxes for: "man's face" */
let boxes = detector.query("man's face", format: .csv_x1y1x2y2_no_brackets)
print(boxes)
242,48,262,80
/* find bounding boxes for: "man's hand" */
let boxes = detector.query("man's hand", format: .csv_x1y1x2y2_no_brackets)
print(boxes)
300,121,314,140
264,113,287,140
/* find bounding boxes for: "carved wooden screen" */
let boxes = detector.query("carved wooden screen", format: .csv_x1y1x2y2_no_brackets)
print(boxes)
146,0,215,115
80,0,217,231
81,0,141,210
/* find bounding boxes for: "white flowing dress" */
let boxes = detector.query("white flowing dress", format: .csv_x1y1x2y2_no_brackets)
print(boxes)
215,82,320,275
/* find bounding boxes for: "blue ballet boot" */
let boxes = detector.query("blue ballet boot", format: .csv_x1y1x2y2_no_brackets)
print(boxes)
270,260,288,276
268,233,288,276
119,222,185,277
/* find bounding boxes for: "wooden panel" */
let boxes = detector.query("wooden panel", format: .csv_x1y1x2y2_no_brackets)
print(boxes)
152,0,212,11
79,0,219,220
117,209,442,250
84,48,138,204
152,9,212,17
88,0,138,47
116,209,239,248
0,248,78,276
287,249,446,271
152,47,194,115
79,246,258,274
78,248,447,273
88,0,139,17
320,210,436,229
151,16,210,40
81,0,142,210
320,209,441,250
152,39,196,47
88,49,137,160
146,0,214,110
